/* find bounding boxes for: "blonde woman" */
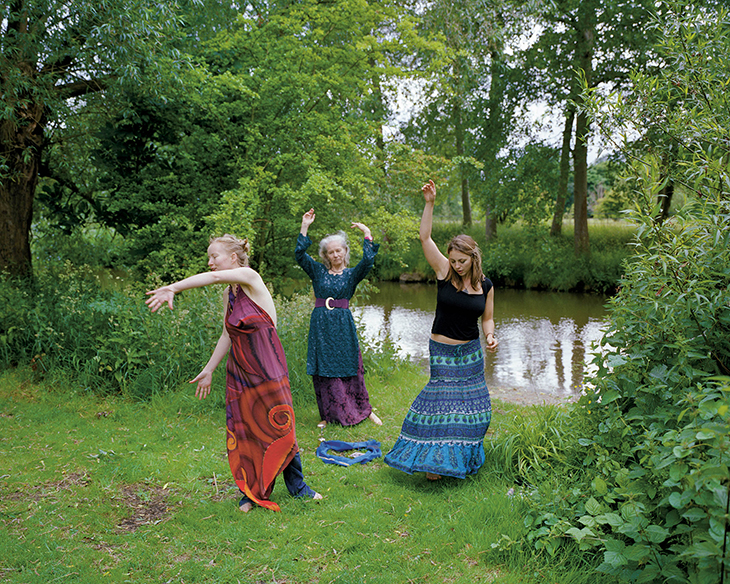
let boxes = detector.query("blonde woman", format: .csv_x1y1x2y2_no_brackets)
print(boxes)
146,235,321,512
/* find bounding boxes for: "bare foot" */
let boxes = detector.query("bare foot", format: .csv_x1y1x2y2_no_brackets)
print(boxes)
312,492,323,500
368,412,382,426
317,420,327,429
425,473,442,481
239,501,254,512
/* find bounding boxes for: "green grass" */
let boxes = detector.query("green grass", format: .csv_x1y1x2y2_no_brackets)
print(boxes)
0,366,611,584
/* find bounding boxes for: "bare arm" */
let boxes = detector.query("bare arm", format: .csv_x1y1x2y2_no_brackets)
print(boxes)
482,288,498,352
145,266,278,326
420,179,449,279
300,208,315,236
189,326,231,400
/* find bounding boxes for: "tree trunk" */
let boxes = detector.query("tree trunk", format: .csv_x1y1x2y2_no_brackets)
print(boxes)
573,109,590,256
657,179,673,223
485,205,497,242
454,100,472,226
550,108,575,236
0,104,44,279
572,4,595,257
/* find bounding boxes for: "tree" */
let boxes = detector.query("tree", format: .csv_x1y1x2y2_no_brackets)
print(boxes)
197,0,423,283
0,0,184,277
404,0,521,232
525,0,659,252
519,5,730,581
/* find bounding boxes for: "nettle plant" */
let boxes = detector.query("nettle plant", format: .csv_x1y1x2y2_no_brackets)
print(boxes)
502,5,730,582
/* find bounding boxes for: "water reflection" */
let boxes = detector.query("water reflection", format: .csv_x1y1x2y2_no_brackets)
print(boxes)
353,282,609,398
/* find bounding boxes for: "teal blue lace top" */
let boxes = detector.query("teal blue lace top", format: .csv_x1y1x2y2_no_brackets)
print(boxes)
295,233,379,377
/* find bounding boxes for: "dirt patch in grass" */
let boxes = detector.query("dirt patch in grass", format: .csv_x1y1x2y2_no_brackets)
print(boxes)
4,471,92,502
116,484,171,533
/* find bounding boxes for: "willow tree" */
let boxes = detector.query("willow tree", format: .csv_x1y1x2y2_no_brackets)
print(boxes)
404,0,521,231
0,0,184,277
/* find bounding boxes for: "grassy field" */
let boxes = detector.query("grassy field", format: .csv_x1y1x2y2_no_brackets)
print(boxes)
0,366,610,584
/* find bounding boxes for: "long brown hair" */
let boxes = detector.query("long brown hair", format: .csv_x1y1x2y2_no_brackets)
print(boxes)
210,234,250,267
446,234,484,292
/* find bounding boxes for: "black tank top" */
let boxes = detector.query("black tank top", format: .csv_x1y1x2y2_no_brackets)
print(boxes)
431,278,493,341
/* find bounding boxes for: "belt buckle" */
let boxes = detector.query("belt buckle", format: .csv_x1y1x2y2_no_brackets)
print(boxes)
325,297,335,310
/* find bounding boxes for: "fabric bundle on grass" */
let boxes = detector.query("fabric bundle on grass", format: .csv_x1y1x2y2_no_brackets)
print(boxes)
316,440,382,467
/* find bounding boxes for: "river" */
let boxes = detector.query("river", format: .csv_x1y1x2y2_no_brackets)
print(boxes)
353,281,609,401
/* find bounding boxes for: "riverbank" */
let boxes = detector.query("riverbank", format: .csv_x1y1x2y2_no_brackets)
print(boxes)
374,220,634,294
0,367,607,584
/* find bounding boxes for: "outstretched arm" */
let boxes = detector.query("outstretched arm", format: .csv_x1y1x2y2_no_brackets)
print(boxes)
420,180,449,279
145,267,277,326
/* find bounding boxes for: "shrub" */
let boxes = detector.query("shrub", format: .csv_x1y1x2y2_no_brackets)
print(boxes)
508,5,730,581
1,266,405,403
1,264,224,399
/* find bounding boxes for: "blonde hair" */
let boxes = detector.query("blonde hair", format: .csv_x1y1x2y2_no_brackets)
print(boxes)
210,234,250,267
318,231,350,269
446,234,484,292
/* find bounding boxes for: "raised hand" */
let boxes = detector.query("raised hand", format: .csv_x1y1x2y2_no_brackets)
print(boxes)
301,208,316,230
350,222,371,239
422,179,436,203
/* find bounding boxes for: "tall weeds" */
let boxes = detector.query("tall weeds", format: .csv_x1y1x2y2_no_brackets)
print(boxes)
1,264,406,401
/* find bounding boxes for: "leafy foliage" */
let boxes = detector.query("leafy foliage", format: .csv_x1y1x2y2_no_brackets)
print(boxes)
493,5,730,582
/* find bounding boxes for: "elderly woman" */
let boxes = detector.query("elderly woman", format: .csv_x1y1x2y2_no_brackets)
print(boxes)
295,209,382,428
146,234,321,512
384,180,498,480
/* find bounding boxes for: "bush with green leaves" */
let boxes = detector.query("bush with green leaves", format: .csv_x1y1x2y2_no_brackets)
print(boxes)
499,5,730,582
0,263,224,399
0,264,402,404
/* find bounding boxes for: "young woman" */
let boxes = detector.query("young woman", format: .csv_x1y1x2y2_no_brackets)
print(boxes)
384,180,498,480
295,209,382,428
146,235,322,512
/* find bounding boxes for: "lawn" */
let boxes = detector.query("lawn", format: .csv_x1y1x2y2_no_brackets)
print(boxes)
0,366,608,584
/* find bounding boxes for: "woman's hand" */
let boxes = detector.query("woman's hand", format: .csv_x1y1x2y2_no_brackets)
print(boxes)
190,370,213,400
485,333,498,353
422,179,436,204
350,222,372,239
145,286,175,312
301,208,316,235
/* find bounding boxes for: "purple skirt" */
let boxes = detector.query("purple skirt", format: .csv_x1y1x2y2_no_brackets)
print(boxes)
312,351,372,426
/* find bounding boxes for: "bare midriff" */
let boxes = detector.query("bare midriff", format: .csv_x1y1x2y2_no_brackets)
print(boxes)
430,333,470,345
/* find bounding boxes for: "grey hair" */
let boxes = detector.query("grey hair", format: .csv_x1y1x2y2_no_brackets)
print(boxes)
318,231,350,269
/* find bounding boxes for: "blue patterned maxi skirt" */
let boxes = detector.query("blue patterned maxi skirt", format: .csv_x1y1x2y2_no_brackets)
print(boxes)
384,338,491,479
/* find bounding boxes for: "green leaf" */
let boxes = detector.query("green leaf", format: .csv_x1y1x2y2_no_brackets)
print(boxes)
681,507,707,522
645,524,669,544
683,540,721,559
597,513,624,527
623,543,651,562
585,497,603,515
592,476,608,495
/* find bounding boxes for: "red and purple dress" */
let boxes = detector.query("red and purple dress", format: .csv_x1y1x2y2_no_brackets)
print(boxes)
224,285,299,511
